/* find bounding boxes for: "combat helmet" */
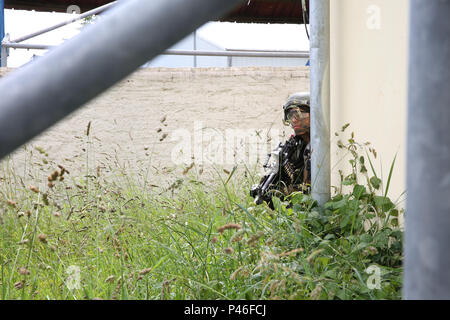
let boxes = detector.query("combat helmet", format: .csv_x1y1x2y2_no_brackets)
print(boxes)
283,92,310,125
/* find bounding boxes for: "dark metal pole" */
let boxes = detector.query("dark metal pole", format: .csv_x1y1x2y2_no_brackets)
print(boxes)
404,0,450,299
0,0,243,160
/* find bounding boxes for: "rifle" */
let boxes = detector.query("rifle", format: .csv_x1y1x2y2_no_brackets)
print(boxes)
250,135,300,208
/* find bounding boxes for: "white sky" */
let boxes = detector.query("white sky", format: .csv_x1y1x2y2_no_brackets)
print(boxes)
4,9,310,68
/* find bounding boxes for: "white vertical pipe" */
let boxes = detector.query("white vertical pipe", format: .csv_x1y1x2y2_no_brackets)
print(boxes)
310,0,331,205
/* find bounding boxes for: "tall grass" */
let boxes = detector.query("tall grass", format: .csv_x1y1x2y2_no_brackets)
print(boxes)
0,128,403,300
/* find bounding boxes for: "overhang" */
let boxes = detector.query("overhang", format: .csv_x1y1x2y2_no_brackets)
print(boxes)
4,0,309,24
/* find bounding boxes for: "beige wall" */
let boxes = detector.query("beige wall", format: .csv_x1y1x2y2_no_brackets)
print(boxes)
0,67,309,185
330,0,409,205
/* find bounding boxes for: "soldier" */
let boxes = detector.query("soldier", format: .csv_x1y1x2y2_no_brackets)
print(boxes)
250,92,311,207
282,92,311,191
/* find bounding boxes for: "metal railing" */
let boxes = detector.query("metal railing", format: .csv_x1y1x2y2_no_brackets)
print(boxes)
2,41,310,59
0,1,117,67
0,1,309,65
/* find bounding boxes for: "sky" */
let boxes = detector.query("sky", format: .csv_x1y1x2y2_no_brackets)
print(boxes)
3,9,310,68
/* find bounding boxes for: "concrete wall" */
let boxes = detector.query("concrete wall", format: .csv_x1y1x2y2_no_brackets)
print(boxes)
0,67,309,186
330,0,409,205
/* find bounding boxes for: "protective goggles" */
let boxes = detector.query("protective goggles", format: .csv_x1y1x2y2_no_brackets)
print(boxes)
286,107,309,122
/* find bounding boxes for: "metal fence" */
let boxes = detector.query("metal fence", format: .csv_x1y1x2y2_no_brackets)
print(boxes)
0,0,309,68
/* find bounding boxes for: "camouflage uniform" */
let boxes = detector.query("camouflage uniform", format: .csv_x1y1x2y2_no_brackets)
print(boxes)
283,92,311,194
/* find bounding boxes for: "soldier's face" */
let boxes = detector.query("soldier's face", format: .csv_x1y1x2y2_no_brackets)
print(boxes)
287,107,310,136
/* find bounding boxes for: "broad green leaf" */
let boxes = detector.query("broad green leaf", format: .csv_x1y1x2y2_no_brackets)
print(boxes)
341,123,350,132
390,209,399,217
324,234,336,240
353,185,366,200
343,174,356,186
359,156,365,165
370,176,381,190
360,234,373,244
325,198,348,210
373,196,395,213
340,214,352,229
391,218,399,227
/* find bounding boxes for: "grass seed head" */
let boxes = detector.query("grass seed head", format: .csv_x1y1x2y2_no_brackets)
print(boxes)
218,223,242,234
139,268,152,276
29,185,39,193
230,234,243,243
230,266,249,281
247,231,264,247
310,283,323,300
159,133,168,141
224,247,234,255
58,165,68,176
182,162,195,175
49,170,59,182
38,234,48,243
306,249,324,264
18,267,31,276
278,248,304,258
14,281,25,290
7,200,16,207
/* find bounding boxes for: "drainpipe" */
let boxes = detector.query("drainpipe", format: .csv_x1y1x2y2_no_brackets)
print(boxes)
310,0,331,205
404,0,450,299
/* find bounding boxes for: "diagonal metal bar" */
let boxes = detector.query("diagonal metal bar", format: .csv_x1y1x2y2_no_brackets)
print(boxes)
0,0,244,161
9,1,117,43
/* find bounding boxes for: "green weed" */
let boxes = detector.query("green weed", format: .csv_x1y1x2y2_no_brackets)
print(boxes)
0,127,403,300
